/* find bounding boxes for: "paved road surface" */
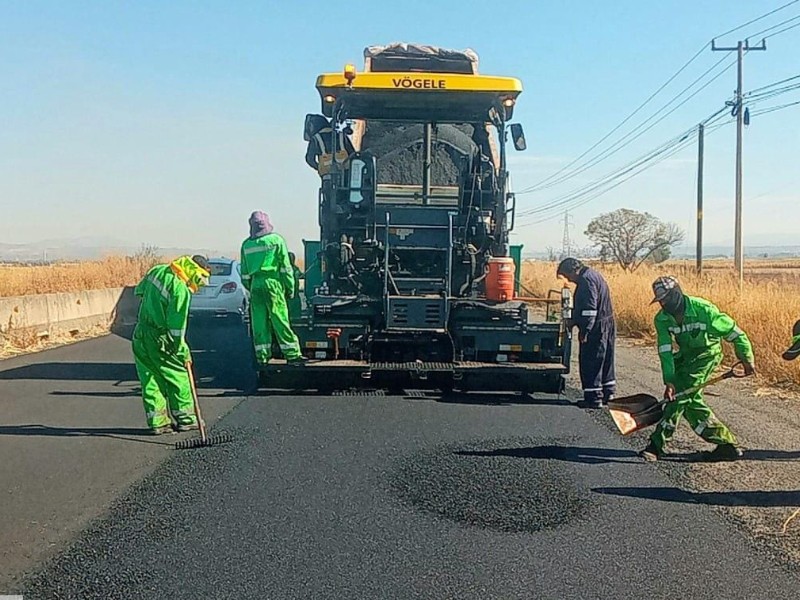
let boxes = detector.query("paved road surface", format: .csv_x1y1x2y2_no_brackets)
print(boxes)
0,317,251,590
2,319,799,598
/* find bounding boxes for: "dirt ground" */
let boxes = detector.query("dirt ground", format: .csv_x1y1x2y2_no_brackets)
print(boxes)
588,340,800,565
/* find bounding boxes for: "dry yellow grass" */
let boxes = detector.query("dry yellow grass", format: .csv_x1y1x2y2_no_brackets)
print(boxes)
0,255,160,298
521,260,800,389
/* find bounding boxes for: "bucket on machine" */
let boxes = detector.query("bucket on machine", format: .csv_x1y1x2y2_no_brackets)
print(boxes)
485,256,516,301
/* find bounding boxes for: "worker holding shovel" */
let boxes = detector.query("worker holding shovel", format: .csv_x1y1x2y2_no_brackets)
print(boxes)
640,276,755,462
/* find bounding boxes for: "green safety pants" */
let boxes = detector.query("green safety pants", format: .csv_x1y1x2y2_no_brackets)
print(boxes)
649,351,737,452
132,325,196,429
250,276,301,363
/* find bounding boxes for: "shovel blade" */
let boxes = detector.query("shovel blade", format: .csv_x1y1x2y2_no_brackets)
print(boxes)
607,394,665,436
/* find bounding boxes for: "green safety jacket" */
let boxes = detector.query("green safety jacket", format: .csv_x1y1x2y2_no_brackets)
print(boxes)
655,294,754,385
134,264,192,356
240,233,295,297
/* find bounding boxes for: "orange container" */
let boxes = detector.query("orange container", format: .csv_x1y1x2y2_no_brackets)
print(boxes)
485,256,516,301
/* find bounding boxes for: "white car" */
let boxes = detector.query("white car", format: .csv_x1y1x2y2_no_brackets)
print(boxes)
190,258,249,319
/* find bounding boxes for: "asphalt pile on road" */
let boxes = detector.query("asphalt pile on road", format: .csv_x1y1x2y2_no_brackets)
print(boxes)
361,122,477,186
389,436,593,533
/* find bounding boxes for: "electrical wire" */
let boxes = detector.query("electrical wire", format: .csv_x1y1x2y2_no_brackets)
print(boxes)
519,3,799,202
516,55,737,196
516,110,734,226
517,106,729,219
714,0,799,39
514,42,710,193
750,98,800,115
516,53,734,195
745,73,800,96
746,12,800,39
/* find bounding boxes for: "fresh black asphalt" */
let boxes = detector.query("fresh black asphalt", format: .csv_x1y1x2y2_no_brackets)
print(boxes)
3,318,799,598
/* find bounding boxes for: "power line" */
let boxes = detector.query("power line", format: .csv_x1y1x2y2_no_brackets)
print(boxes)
517,131,716,228
516,106,730,219
747,12,800,39
520,3,800,201
515,43,710,194
516,56,737,198
744,73,800,96
517,128,699,218
515,109,734,226
750,98,800,115
762,19,800,39
714,0,800,39
516,53,732,195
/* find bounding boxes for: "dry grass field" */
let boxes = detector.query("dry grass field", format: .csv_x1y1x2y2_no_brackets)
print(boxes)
0,255,160,298
3,255,799,388
522,259,800,389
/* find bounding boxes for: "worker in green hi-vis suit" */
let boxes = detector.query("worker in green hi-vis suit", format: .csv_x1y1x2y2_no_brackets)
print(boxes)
132,255,211,435
641,276,755,463
240,211,305,366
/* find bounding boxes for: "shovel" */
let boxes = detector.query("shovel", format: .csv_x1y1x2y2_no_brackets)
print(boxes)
608,362,748,436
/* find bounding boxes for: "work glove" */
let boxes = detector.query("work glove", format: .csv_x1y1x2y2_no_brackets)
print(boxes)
167,336,191,363
663,384,676,402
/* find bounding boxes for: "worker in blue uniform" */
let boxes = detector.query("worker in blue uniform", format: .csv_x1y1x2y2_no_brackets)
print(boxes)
557,258,617,409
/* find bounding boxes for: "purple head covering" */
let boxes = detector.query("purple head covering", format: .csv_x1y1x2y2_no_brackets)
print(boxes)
249,211,274,239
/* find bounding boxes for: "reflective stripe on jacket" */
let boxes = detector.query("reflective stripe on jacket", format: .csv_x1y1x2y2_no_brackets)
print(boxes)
655,294,754,385
240,233,295,296
134,264,191,343
573,267,614,334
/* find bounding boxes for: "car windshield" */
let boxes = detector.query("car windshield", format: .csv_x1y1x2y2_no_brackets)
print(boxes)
208,262,233,276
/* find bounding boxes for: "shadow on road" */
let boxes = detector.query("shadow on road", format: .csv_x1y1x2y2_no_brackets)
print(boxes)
455,445,637,465
436,392,573,406
0,424,173,446
658,449,800,463
593,486,800,508
0,319,256,393
0,362,137,382
50,390,141,398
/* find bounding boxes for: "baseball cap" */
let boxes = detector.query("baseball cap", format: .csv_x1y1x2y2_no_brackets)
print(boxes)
651,276,679,304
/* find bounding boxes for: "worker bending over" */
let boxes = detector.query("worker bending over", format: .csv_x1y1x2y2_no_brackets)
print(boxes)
132,255,210,435
642,276,755,462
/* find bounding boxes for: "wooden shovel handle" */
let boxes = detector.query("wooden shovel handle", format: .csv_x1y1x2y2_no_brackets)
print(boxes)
185,361,207,443
673,361,749,401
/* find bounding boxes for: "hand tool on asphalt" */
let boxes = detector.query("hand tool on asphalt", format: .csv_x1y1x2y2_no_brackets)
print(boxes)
175,361,233,450
607,362,748,436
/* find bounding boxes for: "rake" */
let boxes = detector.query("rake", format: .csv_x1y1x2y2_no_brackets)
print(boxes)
175,361,233,450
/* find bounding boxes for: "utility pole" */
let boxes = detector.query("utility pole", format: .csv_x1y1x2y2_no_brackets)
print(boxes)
712,38,766,288
696,123,704,275
561,211,573,259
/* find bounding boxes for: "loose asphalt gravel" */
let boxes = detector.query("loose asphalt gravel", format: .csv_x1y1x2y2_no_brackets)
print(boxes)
4,320,800,599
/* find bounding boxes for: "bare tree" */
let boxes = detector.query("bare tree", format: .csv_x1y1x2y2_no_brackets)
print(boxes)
585,209,684,272
545,246,559,262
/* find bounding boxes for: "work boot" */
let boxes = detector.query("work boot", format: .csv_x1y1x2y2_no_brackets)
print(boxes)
176,422,199,433
576,399,603,409
703,444,743,462
150,425,174,436
287,355,308,366
639,442,662,462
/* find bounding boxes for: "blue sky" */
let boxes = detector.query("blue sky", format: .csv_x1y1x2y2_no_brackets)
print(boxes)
2,0,799,257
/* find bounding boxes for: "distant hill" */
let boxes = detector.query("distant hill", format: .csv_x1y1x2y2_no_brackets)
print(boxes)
0,238,236,263
521,245,800,260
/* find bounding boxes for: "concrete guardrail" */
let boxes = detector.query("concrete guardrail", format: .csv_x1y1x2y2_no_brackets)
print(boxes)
0,287,140,341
